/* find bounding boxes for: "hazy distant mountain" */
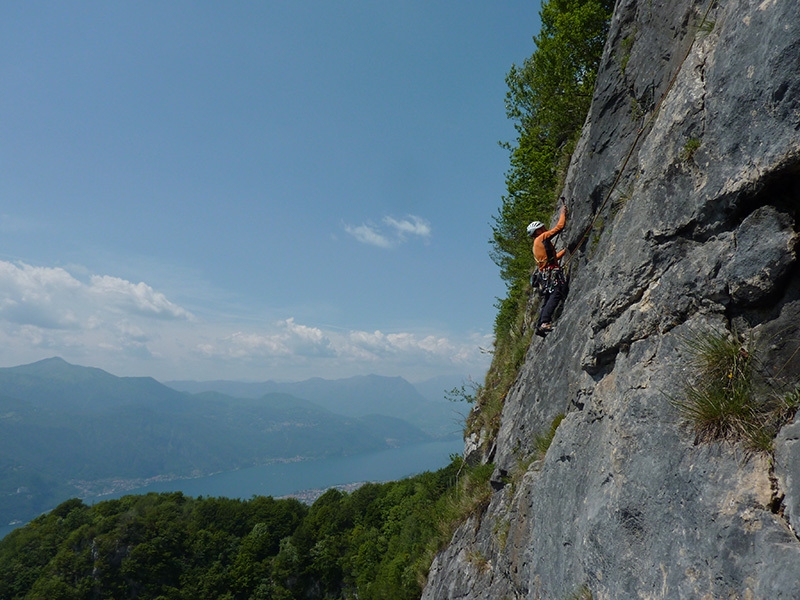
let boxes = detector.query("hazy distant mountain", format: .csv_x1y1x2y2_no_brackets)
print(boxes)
0,356,183,413
166,373,469,437
0,358,431,528
165,379,277,399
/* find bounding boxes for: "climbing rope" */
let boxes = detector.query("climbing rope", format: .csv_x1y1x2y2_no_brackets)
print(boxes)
562,0,717,270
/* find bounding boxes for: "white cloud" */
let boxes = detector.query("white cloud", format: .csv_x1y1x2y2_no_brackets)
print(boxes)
0,259,191,366
198,318,336,361
0,259,492,382
343,223,392,248
0,261,85,329
344,214,431,248
190,318,490,381
343,329,458,362
282,318,336,357
383,216,431,240
0,261,192,327
89,275,192,320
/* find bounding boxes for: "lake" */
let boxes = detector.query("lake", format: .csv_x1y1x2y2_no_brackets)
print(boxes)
0,437,464,541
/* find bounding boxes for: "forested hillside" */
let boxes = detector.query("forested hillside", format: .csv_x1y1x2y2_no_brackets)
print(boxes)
0,457,494,600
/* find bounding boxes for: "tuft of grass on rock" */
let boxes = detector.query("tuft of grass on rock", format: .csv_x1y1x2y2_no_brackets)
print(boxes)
673,328,800,452
566,584,594,600
416,459,495,586
534,414,565,459
680,136,701,162
619,33,635,75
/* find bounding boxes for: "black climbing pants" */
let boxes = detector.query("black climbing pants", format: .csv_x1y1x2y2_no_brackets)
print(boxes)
537,281,566,328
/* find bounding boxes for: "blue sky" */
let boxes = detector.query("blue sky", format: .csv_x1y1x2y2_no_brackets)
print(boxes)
0,2,541,383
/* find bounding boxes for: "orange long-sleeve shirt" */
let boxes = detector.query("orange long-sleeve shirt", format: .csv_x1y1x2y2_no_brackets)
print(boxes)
533,208,566,270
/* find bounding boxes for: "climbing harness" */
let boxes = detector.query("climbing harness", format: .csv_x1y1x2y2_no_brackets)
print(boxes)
531,265,566,297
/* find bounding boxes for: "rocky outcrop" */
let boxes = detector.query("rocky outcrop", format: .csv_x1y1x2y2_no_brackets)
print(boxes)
423,0,800,598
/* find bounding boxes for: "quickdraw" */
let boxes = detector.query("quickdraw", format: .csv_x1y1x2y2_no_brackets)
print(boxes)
531,266,566,297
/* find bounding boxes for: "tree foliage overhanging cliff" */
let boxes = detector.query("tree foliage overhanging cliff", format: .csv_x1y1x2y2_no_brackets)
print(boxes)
491,0,613,340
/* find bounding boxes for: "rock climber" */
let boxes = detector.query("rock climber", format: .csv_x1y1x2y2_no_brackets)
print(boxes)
527,199,568,338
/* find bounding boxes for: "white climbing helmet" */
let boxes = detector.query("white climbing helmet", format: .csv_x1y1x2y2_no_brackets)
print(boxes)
526,221,544,237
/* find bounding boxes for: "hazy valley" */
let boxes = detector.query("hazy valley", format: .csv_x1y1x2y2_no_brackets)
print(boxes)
0,357,466,529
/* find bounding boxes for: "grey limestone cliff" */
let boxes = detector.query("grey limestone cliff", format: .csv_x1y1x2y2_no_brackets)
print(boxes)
423,0,800,598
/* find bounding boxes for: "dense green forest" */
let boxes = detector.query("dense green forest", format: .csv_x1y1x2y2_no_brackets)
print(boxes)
0,457,493,600
0,1,612,598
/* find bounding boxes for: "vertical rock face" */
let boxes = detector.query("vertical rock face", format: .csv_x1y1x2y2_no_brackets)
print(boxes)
423,0,800,598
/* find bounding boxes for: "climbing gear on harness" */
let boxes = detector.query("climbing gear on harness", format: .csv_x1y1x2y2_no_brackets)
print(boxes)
531,266,566,297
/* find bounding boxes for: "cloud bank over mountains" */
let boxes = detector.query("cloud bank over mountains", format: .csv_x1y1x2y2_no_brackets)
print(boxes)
0,261,191,329
0,259,490,381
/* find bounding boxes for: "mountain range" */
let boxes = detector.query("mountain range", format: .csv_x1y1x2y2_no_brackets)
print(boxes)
0,357,467,528
166,373,467,437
